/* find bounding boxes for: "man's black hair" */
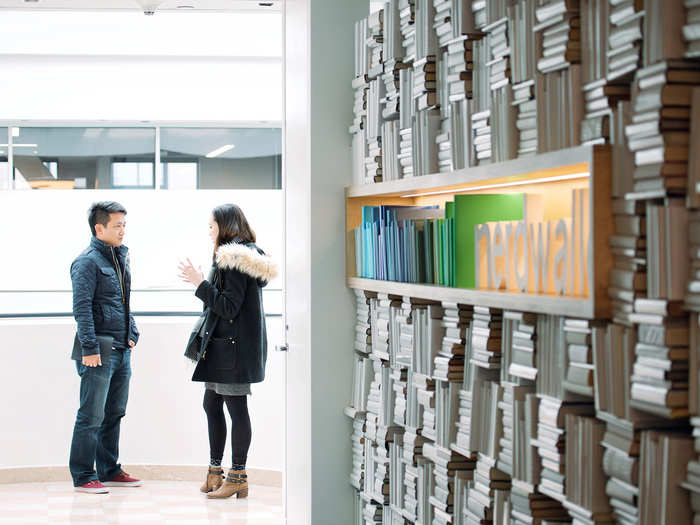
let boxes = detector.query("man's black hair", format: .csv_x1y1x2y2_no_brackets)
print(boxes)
88,201,127,236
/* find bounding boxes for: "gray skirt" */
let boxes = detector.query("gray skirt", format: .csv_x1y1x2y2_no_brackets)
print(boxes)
205,382,251,396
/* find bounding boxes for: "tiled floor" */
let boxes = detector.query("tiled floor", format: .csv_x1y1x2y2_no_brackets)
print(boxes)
0,481,283,524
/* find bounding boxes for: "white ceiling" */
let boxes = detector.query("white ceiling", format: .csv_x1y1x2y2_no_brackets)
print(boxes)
0,0,280,12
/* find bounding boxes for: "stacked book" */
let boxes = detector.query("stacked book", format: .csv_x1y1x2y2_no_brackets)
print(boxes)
434,302,472,382
685,0,700,58
471,37,492,164
629,299,690,419
350,415,367,491
412,105,442,176
416,373,437,442
593,324,637,421
683,418,700,525
471,0,488,30
372,441,391,506
533,397,595,503
352,18,370,185
404,458,434,523
536,316,570,401
436,52,452,174
433,380,460,448
398,67,415,178
638,430,694,524
423,442,476,523
453,367,500,459
371,294,392,361
411,302,445,377
688,212,700,310
355,289,374,355
366,80,384,184
352,354,373,413
600,416,642,525
509,481,570,524
389,440,405,520
606,0,643,83
380,63,405,182
626,60,700,197
488,17,518,163
535,0,581,74
580,83,631,146
499,383,539,488
362,499,383,524
470,306,504,369
536,62,583,153
645,200,688,298
611,100,635,196
510,0,539,157
390,297,414,369
506,311,539,383
413,56,438,111
562,415,613,524
399,0,417,61
562,318,600,398
643,0,686,68
368,8,385,78
608,199,646,326
463,454,511,523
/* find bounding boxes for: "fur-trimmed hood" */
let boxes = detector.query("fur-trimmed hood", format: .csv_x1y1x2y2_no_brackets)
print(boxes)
215,242,278,283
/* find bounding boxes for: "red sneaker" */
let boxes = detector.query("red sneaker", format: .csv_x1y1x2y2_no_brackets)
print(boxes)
102,471,142,487
75,480,109,494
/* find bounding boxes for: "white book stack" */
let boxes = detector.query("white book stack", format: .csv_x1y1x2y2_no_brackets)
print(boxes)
562,415,613,524
366,79,384,184
506,311,539,383
533,397,595,503
404,458,434,523
534,0,581,74
384,0,404,65
365,437,379,502
413,107,442,176
432,0,479,49
389,440,405,519
470,306,504,370
433,0,453,48
381,120,401,182
373,442,391,505
399,0,417,62
399,67,415,178
625,60,700,197
352,18,370,185
351,416,367,491
413,56,438,111
371,294,393,360
471,37,492,164
685,0,700,58
472,0,488,31
488,18,518,163
412,303,445,377
638,430,694,524
415,0,437,62
366,359,385,442
434,302,472,383
363,499,384,524
537,315,582,401
368,8,385,79
536,64,583,152
464,454,511,523
416,372,437,443
424,442,476,523
451,472,471,525
562,319,600,398
510,0,539,157
453,366,500,459
509,481,570,524
600,417,642,525
645,200,689,299
434,380,461,449
606,0,643,83
356,290,374,355
436,50,452,173
499,383,538,484
629,299,690,420
580,83,631,146
608,199,646,326
352,354,374,413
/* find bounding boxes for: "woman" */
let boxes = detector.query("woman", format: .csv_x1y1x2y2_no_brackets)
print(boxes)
179,204,277,500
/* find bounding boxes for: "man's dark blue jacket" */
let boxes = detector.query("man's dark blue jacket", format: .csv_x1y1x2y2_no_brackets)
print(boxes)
71,237,139,357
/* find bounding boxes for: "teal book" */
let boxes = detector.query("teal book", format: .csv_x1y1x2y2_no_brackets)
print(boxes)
454,194,525,289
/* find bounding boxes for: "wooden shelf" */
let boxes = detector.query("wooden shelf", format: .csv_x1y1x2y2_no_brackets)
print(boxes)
348,277,596,318
346,145,593,198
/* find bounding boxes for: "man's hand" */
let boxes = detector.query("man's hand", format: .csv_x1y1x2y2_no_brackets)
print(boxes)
129,340,136,349
82,354,102,367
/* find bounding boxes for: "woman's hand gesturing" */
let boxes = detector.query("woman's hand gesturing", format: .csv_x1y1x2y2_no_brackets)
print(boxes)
178,258,204,288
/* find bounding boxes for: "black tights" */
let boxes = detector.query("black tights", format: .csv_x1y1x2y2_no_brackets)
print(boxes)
202,389,251,468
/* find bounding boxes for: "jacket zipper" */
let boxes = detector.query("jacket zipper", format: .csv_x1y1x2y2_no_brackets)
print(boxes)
110,247,127,305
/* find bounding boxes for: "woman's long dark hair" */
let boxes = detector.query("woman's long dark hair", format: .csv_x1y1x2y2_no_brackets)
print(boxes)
212,204,256,257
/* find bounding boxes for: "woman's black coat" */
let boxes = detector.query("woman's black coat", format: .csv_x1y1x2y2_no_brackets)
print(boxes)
189,241,277,384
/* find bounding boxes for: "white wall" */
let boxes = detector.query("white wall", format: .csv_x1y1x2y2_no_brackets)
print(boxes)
0,316,284,471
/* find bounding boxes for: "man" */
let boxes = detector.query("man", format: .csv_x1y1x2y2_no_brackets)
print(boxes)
69,201,141,494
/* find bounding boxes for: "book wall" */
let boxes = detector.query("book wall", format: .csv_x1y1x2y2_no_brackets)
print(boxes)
346,1,700,524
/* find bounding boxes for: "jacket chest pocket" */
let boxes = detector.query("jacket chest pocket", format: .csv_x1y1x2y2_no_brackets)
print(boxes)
98,267,122,295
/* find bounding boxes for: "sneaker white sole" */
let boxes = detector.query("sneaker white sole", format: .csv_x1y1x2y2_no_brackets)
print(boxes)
102,481,142,487
75,487,109,494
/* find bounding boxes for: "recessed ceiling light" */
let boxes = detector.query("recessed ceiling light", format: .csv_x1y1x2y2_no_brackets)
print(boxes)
205,145,235,158
177,4,194,8
24,0,39,3
259,2,274,6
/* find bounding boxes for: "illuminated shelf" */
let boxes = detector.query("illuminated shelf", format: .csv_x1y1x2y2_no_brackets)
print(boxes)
345,145,613,319
345,144,595,199
347,277,595,318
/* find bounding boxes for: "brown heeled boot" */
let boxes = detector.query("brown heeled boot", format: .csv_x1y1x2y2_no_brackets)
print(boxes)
200,466,224,493
206,469,248,499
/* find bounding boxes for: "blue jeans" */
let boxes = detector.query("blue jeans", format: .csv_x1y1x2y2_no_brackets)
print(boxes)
69,349,131,486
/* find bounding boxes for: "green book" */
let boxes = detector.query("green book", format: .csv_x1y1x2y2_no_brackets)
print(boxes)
455,193,525,289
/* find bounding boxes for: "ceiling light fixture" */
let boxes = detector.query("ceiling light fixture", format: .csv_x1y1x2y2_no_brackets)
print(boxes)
0,143,37,148
11,127,20,137
400,172,590,198
259,2,274,6
177,4,195,8
205,145,235,158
